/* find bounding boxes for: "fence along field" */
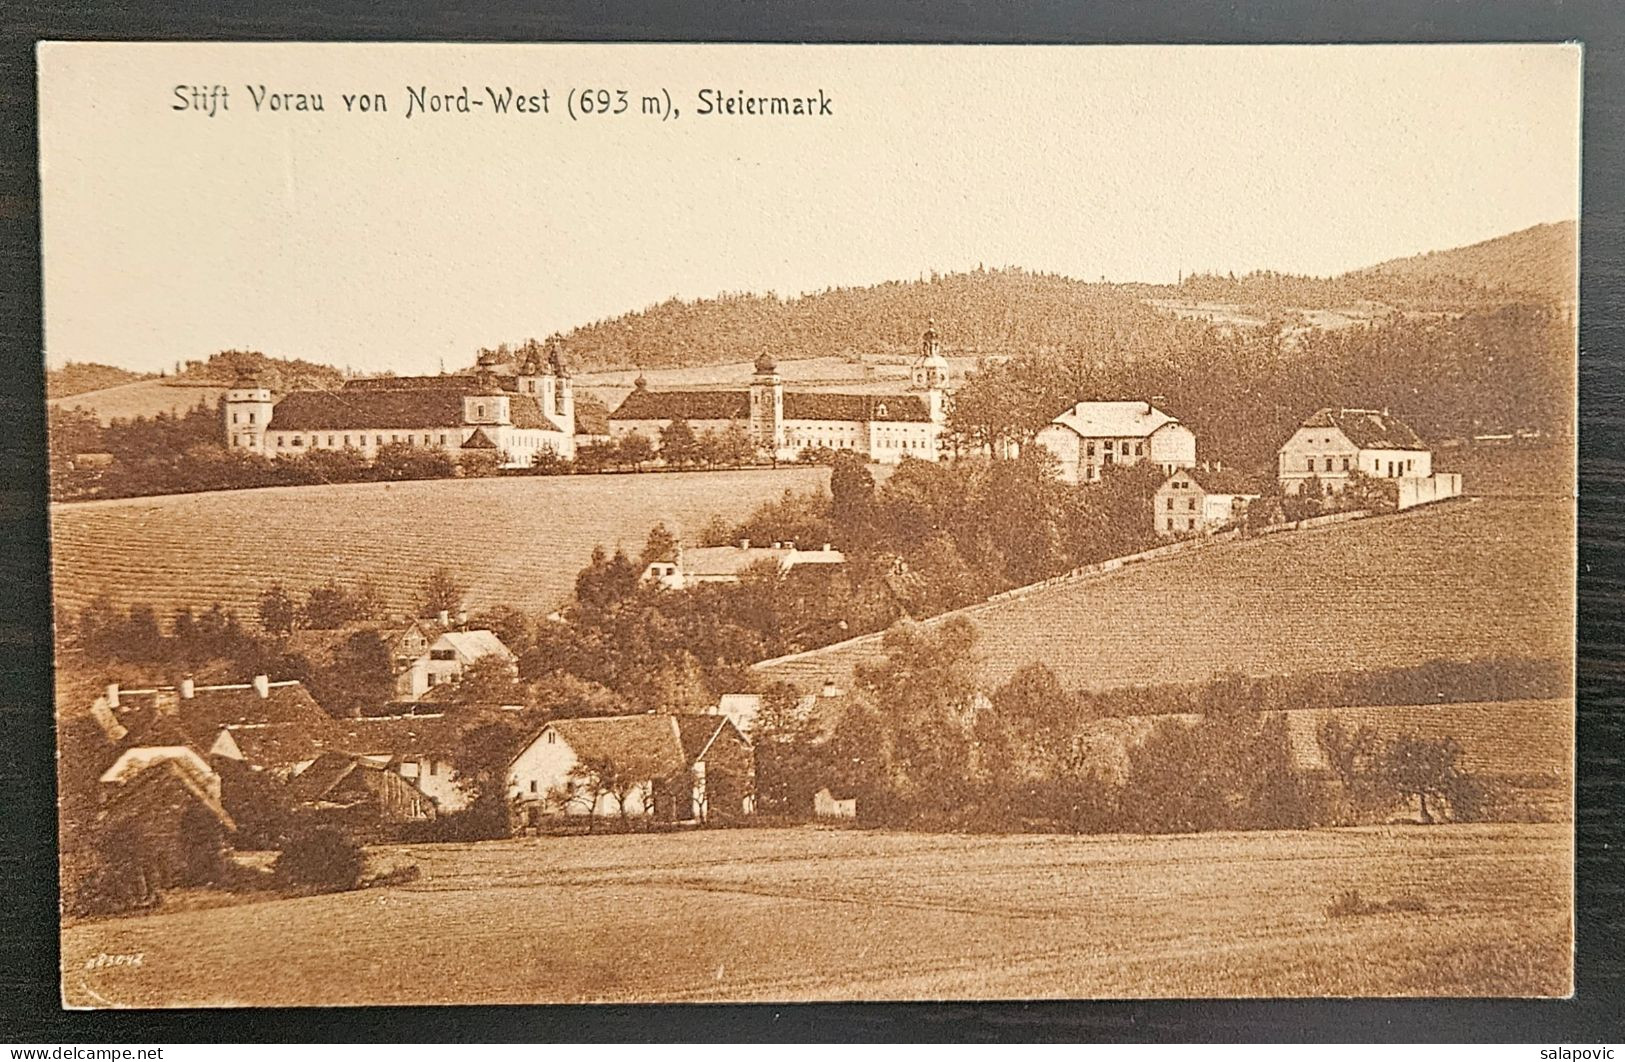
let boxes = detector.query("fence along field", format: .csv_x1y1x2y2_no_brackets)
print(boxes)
49,467,832,623
757,496,1575,693
61,822,1571,1005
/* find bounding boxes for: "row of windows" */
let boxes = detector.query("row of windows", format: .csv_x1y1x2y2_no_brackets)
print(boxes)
1165,497,1198,511
1298,455,1416,475
1085,439,1146,457
230,411,259,425
275,432,453,449
1166,517,1197,531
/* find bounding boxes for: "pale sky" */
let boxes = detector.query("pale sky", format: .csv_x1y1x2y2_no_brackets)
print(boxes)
39,42,1581,375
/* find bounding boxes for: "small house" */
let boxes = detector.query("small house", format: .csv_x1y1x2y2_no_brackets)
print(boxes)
507,712,755,824
1154,467,1261,537
286,750,437,825
644,541,845,590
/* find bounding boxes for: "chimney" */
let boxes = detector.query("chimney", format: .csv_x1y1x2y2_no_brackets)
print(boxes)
180,676,195,699
252,674,271,699
823,543,832,552
438,609,450,626
457,609,468,628
739,538,750,550
105,681,120,710
1144,400,1153,415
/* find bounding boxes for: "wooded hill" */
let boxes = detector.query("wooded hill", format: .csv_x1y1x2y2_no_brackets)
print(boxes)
548,223,1577,372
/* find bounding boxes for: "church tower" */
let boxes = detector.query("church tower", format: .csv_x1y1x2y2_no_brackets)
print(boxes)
911,321,951,423
911,319,951,392
749,351,783,453
224,370,274,453
548,337,575,446
514,340,547,405
463,349,511,427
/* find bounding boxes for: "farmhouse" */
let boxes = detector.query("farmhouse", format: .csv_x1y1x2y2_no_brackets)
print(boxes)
1154,467,1261,537
339,711,469,812
1278,407,1430,492
1277,407,1463,508
225,340,576,468
97,748,236,891
1033,401,1198,485
92,675,347,780
608,324,952,464
507,712,755,823
286,750,437,825
644,540,846,589
285,616,515,702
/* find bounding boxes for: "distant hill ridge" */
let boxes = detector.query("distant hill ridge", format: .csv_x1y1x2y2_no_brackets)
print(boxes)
1354,221,1576,304
551,224,1576,372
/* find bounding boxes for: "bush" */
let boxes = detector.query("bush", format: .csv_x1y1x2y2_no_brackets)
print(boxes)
272,826,365,892
61,842,160,919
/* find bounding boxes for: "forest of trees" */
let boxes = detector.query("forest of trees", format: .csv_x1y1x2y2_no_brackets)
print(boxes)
942,304,1573,471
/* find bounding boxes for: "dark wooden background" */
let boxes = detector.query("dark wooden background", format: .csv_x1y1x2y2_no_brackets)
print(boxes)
1,1,1620,1043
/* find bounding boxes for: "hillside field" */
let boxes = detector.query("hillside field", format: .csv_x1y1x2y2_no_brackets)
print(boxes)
48,378,227,426
49,467,831,623
757,496,1574,693
61,822,1571,1006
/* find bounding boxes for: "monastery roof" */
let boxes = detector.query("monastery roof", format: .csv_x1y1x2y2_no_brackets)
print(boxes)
222,723,334,770
265,382,566,434
610,389,751,422
267,389,469,431
609,388,932,424
1047,401,1180,440
784,392,931,423
1299,408,1427,451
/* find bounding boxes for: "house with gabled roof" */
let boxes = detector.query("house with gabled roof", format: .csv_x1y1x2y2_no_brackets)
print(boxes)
92,675,347,780
1278,407,1431,494
507,712,755,823
644,540,846,589
1154,466,1262,537
285,749,437,824
338,711,469,812
1033,400,1199,484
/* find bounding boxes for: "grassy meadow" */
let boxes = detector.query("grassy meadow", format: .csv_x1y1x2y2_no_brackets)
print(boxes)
49,466,831,621
758,495,1575,693
61,822,1572,1006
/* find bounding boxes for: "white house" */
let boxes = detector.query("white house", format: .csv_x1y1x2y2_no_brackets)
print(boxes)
644,541,846,589
507,713,755,823
1154,468,1261,537
91,676,346,781
423,628,517,692
1277,407,1433,494
1033,401,1198,485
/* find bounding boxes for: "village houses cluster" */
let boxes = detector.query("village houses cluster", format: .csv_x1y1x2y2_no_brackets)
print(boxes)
94,324,1466,869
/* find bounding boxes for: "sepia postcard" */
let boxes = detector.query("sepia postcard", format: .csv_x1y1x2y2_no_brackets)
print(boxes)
40,42,1579,1007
